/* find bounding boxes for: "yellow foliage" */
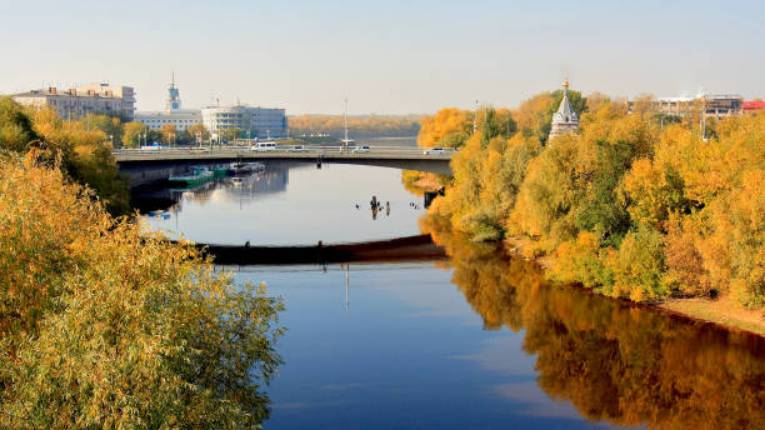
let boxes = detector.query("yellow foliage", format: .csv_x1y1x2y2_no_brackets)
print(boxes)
417,108,473,148
428,227,765,429
0,155,283,427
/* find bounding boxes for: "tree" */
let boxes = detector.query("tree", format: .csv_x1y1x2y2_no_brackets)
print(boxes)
417,108,473,148
82,113,123,147
0,155,283,428
161,123,177,145
123,121,149,148
187,123,210,144
0,96,39,152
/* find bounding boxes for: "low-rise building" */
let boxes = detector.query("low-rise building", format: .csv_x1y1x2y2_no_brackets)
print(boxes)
631,93,744,118
135,76,202,131
12,83,135,121
135,110,201,131
202,105,287,140
743,100,765,114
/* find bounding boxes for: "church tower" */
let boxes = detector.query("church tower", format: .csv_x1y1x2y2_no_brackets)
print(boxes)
549,79,579,140
165,72,182,113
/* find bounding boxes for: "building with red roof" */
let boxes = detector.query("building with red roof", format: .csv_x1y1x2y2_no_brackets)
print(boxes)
743,100,765,113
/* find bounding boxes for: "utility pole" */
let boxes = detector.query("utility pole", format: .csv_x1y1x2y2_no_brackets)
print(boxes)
473,99,479,133
344,264,350,311
701,98,707,141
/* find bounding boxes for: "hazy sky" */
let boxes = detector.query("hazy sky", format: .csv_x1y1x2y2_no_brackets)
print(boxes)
0,0,762,114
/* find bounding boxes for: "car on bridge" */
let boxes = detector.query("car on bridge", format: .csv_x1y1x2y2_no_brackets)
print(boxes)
423,147,449,155
289,145,308,152
251,142,277,152
351,145,370,154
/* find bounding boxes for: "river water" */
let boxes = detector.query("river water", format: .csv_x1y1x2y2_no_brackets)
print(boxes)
138,162,765,429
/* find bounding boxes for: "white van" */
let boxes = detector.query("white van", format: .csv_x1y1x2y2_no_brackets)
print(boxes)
251,142,277,152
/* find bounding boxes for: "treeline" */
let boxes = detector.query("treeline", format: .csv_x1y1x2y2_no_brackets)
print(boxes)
0,97,129,214
415,90,585,148
122,121,210,148
424,227,765,429
0,99,285,426
425,89,765,306
288,114,421,138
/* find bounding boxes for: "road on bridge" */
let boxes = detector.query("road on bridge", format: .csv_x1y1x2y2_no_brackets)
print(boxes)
112,145,454,163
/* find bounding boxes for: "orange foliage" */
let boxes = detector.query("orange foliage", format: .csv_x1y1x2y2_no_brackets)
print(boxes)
416,108,473,148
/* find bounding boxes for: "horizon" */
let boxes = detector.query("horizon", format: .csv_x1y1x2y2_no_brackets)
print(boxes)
1,0,763,115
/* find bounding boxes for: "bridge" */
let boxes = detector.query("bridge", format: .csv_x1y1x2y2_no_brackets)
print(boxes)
196,233,446,265
114,146,453,187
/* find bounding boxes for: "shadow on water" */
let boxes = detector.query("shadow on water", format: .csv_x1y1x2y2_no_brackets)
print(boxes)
194,234,446,265
424,220,765,429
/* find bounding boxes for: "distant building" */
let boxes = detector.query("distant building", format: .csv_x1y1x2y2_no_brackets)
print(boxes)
12,83,135,121
743,100,765,114
703,95,743,117
135,75,202,131
202,105,287,140
135,110,202,131
630,93,744,118
548,79,579,140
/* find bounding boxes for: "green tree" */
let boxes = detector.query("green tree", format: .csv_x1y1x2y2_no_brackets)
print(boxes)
0,96,39,152
82,113,123,147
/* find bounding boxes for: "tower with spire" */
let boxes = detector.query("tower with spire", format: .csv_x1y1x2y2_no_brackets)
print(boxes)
549,79,579,140
165,72,182,113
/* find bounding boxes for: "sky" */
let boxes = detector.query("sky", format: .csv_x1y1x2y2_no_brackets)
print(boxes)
0,0,762,115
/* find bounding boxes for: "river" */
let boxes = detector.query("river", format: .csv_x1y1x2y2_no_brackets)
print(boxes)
137,162,765,429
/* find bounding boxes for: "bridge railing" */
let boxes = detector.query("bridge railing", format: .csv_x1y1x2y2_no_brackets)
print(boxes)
113,145,450,156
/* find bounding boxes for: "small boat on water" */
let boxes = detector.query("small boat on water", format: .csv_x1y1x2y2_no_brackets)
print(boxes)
168,166,215,186
230,161,265,176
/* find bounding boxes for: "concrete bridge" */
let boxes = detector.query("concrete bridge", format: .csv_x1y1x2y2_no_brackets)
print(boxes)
114,146,453,187
196,233,446,265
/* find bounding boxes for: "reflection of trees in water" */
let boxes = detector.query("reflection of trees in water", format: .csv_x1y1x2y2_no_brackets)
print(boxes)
423,217,765,429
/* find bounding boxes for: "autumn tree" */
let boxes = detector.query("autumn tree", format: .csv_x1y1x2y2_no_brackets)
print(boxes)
123,121,149,148
187,123,210,144
0,154,283,428
0,96,39,152
161,123,178,145
417,108,473,148
82,113,123,147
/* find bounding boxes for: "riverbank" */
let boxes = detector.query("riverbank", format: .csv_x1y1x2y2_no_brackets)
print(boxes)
659,296,765,337
504,236,765,337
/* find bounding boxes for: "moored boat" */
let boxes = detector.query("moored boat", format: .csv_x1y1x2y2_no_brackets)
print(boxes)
230,161,265,176
168,167,215,186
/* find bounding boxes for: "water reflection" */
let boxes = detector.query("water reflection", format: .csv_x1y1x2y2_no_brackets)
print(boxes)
425,220,765,429
138,163,428,245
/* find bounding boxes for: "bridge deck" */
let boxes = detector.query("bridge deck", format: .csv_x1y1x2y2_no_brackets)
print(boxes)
190,234,446,265
113,146,453,163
